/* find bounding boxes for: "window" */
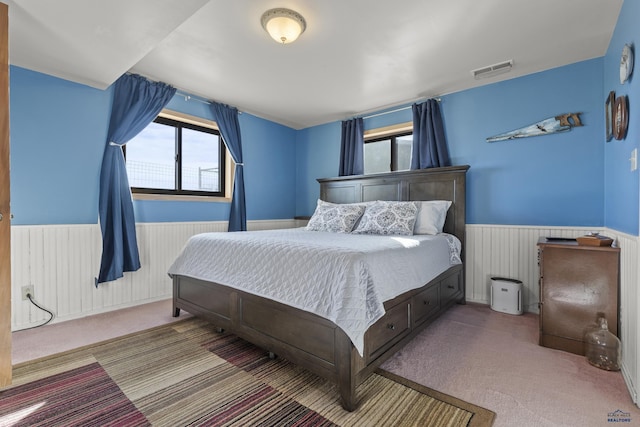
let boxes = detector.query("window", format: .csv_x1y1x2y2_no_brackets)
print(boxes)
125,115,226,198
364,131,413,174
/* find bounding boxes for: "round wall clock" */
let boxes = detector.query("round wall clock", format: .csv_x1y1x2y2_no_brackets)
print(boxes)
613,95,628,140
620,44,634,84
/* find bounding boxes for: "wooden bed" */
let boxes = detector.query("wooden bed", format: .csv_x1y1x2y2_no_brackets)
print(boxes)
172,165,469,411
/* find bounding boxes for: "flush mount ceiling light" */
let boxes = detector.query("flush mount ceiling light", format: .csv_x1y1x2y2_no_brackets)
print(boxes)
471,60,513,80
261,8,306,44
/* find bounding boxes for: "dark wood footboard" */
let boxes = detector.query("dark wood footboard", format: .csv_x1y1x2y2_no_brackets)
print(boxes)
173,264,463,410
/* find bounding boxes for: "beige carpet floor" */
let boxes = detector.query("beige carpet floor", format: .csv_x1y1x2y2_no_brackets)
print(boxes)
12,299,191,364
381,303,639,427
12,299,640,426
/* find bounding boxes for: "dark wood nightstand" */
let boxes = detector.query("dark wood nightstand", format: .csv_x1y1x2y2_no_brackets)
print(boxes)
537,237,620,355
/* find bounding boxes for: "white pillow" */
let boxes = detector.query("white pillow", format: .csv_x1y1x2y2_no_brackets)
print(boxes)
306,199,366,233
414,200,452,235
352,200,418,236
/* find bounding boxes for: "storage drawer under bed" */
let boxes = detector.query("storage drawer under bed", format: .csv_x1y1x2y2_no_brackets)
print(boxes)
440,273,462,305
412,284,440,326
365,302,410,361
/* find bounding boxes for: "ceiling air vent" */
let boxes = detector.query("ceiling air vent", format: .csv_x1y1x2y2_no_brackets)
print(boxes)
471,60,513,80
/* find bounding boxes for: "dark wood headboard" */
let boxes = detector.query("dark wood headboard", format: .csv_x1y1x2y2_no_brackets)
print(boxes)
317,165,469,249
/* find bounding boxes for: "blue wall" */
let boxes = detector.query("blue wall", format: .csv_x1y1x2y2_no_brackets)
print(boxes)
445,60,604,226
12,13,637,236
295,122,340,214
296,59,607,229
603,0,640,236
10,67,111,225
9,66,297,225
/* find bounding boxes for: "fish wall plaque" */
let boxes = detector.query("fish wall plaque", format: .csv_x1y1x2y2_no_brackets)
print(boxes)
486,113,582,142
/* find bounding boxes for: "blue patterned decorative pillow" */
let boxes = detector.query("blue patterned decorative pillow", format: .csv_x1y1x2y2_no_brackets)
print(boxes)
306,200,366,233
352,200,418,236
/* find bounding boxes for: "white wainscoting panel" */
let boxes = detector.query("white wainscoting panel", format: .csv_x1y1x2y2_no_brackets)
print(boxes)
11,219,298,331
608,230,639,406
465,225,598,313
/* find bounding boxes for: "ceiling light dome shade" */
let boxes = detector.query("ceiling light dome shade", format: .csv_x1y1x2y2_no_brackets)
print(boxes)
261,8,306,44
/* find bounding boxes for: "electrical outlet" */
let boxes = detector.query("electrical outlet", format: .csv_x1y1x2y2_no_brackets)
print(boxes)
21,285,34,301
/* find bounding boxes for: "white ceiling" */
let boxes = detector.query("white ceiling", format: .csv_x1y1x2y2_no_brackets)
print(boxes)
6,0,623,129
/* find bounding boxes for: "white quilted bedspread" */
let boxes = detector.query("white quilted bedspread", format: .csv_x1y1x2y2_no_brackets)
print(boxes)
168,228,461,356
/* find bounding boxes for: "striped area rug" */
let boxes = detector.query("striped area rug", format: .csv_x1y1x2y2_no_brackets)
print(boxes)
2,318,495,426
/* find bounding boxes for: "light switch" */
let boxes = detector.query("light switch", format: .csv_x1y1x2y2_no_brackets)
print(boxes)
631,148,638,172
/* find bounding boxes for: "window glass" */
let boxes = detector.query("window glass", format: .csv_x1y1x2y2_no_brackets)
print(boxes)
364,139,391,174
364,132,413,173
396,134,413,171
181,127,220,192
126,121,176,190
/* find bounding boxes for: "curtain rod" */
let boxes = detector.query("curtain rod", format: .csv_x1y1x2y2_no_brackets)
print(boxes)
126,73,242,114
362,105,410,120
125,73,212,105
360,97,441,120
174,91,244,114
176,91,211,105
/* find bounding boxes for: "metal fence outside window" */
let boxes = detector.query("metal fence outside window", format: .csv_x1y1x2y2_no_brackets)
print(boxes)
126,160,219,191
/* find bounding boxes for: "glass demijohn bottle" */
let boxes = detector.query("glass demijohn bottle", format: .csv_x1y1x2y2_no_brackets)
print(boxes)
584,317,621,371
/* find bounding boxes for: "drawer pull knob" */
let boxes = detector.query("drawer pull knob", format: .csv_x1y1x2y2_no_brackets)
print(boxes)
386,323,395,330
423,300,431,305
447,285,455,289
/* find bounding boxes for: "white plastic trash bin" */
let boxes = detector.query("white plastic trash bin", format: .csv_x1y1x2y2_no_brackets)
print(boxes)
490,277,523,315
